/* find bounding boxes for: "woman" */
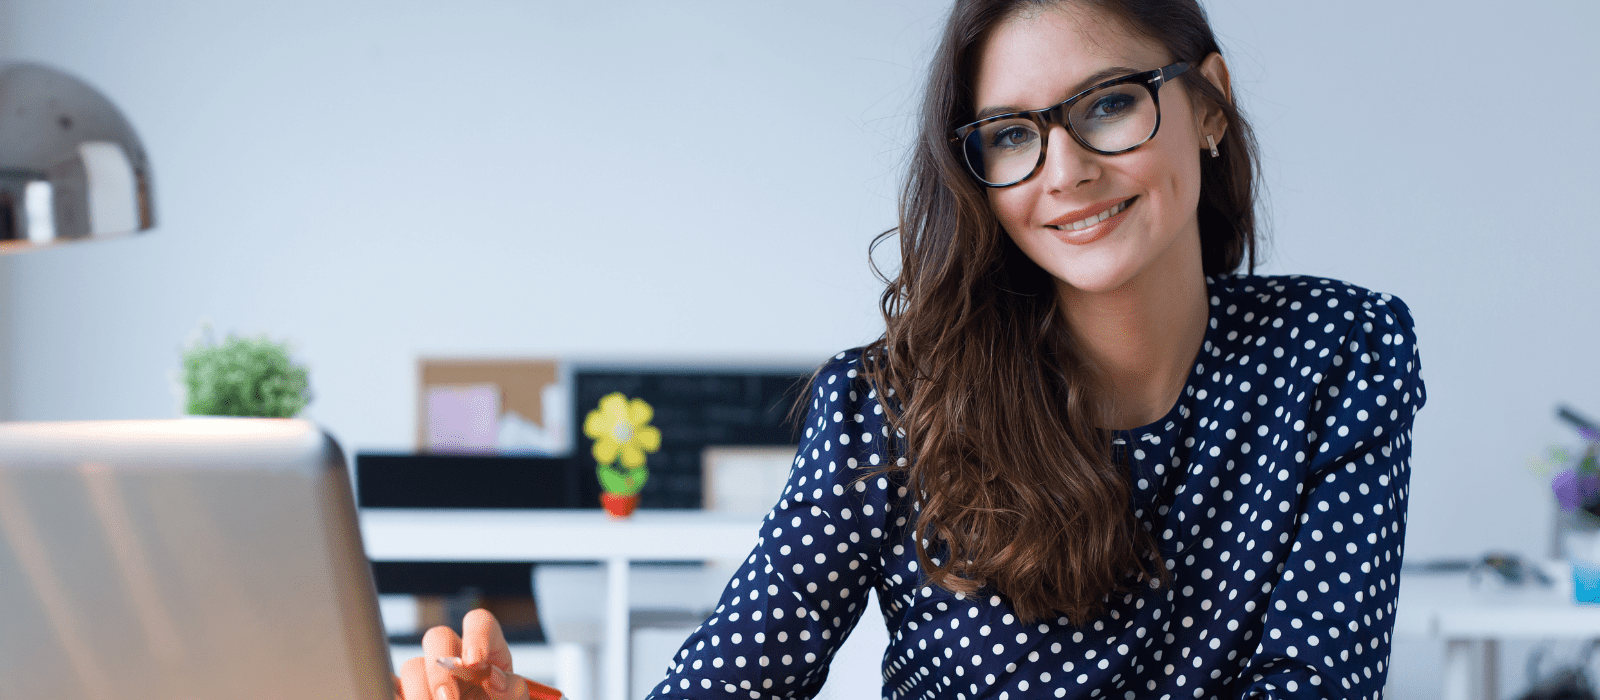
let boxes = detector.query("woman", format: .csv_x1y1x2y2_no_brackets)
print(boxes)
399,0,1424,698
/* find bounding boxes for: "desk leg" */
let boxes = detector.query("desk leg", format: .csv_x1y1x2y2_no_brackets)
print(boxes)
605,556,629,700
1481,639,1498,700
1442,639,1496,700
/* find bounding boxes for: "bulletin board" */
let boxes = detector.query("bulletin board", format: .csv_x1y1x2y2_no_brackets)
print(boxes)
416,359,560,452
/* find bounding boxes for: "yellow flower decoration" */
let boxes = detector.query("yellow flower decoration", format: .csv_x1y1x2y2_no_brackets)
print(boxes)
583,392,661,468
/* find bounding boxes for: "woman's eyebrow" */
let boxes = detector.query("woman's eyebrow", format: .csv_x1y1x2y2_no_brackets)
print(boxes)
974,65,1146,120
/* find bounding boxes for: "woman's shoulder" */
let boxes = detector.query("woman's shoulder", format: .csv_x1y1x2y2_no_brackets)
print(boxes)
808,347,892,408
1205,272,1423,406
1207,272,1418,347
1209,272,1414,316
799,346,898,463
815,347,871,380
1207,272,1425,421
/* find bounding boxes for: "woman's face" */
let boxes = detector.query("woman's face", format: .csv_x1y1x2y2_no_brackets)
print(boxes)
974,5,1227,296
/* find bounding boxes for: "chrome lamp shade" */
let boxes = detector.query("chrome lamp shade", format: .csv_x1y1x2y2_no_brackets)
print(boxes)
0,62,155,254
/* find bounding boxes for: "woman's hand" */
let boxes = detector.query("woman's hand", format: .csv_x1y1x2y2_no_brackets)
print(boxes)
393,608,534,700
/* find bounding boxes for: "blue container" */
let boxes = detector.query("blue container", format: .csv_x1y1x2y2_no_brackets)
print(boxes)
1574,559,1600,604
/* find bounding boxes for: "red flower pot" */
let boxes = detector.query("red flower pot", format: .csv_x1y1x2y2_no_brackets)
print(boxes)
601,492,640,519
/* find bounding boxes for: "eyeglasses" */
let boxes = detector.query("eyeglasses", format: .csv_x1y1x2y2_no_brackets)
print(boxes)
952,62,1191,188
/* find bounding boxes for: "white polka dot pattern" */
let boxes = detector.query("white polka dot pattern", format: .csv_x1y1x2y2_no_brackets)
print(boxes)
644,274,1425,700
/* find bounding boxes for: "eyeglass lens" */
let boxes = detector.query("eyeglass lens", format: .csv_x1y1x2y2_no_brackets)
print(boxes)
963,82,1159,186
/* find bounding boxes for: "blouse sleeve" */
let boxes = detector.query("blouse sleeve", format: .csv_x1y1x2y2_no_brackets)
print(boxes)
644,351,901,700
1230,292,1426,699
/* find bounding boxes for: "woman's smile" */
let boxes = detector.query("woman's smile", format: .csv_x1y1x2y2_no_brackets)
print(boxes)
1044,195,1137,245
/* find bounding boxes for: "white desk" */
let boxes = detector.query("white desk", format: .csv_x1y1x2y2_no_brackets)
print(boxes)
368,511,1600,700
360,510,764,700
1394,564,1600,700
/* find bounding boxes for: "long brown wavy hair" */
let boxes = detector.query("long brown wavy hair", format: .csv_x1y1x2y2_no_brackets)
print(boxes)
861,0,1262,624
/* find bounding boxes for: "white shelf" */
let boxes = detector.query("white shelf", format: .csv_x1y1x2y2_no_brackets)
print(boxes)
361,510,764,561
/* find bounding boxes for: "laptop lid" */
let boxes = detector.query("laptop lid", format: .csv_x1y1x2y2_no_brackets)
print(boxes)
0,419,391,700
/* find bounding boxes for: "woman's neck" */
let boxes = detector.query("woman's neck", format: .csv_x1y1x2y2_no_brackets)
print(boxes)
1055,234,1210,431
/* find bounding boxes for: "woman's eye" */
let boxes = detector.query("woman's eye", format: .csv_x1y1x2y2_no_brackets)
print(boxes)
988,124,1037,150
1087,92,1137,119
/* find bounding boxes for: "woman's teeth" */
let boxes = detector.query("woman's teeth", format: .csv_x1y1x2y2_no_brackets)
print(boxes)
1049,197,1133,231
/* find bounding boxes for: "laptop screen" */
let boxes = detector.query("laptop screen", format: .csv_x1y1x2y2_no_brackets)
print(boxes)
0,419,391,700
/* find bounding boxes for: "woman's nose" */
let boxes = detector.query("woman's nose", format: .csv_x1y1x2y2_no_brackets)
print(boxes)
1037,124,1100,192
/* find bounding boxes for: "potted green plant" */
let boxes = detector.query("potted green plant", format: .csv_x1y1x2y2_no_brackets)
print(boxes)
182,330,310,417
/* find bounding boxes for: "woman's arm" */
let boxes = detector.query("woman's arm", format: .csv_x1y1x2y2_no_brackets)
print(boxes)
644,350,900,700
1230,292,1426,699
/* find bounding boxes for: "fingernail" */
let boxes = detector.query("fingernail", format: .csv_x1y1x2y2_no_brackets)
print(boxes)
436,656,460,671
490,666,508,693
435,686,450,700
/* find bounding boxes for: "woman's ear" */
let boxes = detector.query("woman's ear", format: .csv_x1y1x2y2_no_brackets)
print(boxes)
1194,52,1232,145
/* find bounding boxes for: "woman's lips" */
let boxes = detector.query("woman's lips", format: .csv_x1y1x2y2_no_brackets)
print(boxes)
1046,196,1137,246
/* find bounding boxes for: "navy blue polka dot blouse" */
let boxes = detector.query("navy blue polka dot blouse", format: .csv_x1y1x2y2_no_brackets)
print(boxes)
646,274,1425,700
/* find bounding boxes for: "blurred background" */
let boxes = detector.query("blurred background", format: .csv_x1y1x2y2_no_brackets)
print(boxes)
0,0,1596,697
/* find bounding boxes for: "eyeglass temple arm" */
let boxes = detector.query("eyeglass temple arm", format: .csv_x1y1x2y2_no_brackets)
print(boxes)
1148,62,1192,86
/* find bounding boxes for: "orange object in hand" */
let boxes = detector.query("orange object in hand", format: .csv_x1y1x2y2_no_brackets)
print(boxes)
524,681,563,700
436,656,564,700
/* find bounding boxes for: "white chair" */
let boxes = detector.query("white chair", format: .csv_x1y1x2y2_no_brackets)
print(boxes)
535,562,729,700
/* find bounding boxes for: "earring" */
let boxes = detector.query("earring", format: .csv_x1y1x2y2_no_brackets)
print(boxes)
1206,135,1219,158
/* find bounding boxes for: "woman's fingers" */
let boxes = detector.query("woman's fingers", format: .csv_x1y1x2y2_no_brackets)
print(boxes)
403,613,542,700
398,657,431,700
422,625,465,700
460,609,512,669
460,609,530,700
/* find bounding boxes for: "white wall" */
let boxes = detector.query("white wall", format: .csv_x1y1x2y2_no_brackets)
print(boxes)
3,1,1599,694
0,0,937,429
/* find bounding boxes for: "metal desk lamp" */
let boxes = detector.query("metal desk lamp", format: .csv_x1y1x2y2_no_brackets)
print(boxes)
0,61,154,254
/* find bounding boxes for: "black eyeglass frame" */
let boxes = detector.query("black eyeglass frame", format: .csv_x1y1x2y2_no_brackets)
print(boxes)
952,61,1192,188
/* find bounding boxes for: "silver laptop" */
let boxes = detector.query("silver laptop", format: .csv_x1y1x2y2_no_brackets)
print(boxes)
0,419,392,700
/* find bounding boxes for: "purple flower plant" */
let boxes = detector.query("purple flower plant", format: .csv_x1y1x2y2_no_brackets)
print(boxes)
1555,468,1600,512
1553,406,1600,513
